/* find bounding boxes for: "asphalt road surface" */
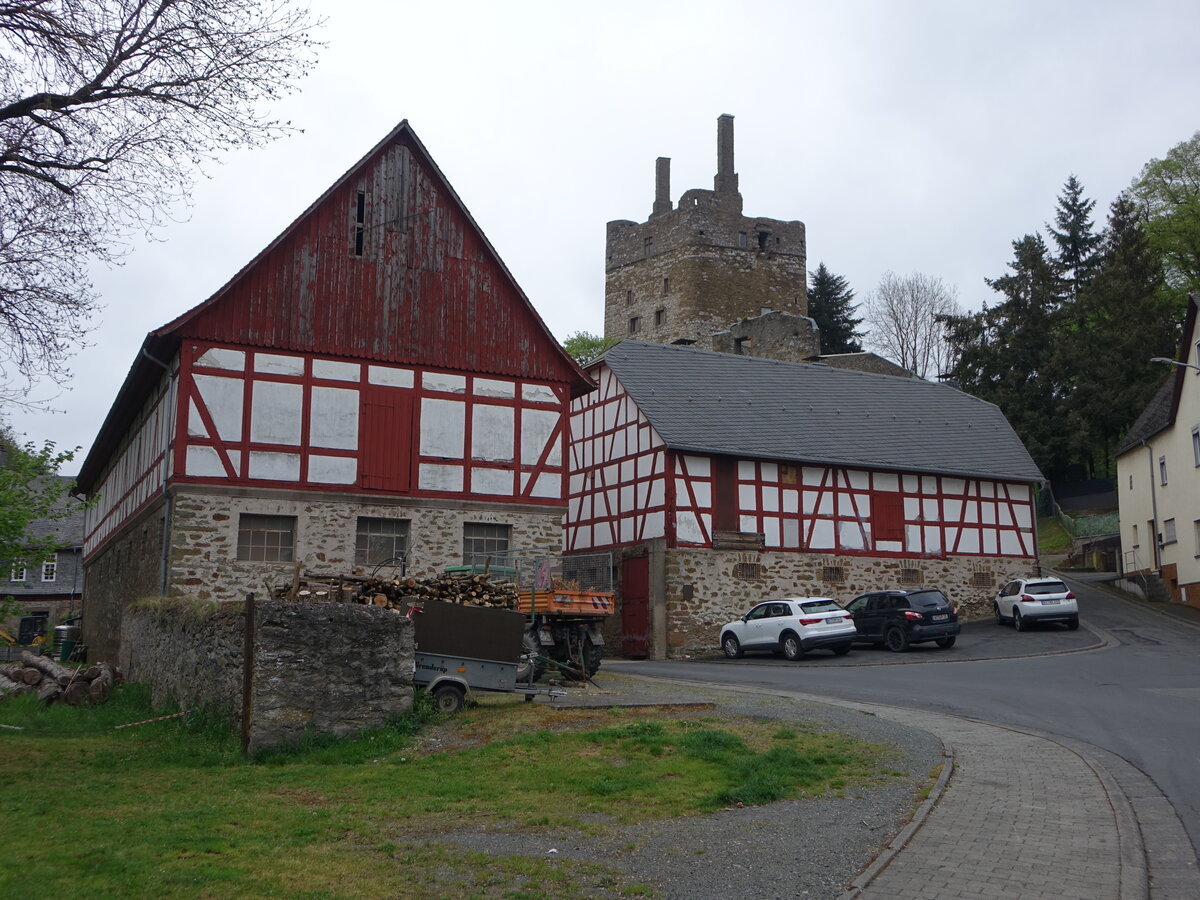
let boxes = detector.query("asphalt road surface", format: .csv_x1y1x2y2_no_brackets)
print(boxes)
615,574,1200,856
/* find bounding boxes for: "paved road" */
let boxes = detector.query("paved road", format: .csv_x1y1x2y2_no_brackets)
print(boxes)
612,577,1200,896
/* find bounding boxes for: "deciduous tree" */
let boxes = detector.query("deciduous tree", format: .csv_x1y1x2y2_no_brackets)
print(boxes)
561,331,619,365
1130,130,1200,294
863,271,961,379
807,263,863,354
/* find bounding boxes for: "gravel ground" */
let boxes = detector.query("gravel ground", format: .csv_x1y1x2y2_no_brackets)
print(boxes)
435,672,944,899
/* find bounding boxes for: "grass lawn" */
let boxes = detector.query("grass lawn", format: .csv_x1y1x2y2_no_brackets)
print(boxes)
0,682,904,899
1038,516,1072,562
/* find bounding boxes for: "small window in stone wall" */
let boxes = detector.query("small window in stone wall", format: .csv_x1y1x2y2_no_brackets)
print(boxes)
356,517,410,568
822,566,845,584
463,522,511,564
655,308,665,327
970,571,995,588
629,316,640,334
898,568,923,585
237,514,296,562
733,562,764,580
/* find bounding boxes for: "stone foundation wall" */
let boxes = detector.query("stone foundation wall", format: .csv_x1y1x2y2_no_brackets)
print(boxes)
120,599,414,753
659,548,1037,657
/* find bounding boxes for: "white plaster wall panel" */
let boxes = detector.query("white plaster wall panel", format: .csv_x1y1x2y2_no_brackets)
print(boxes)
763,489,779,513
922,476,937,493
310,387,359,450
249,451,300,481
644,511,665,538
906,524,922,552
522,384,556,403
186,446,225,477
874,473,899,492
804,467,824,486
738,485,756,508
761,462,778,482
675,478,689,501
837,494,857,516
620,518,634,543
1014,505,1032,528
740,515,756,532
419,463,464,492
998,505,1014,526
1000,531,1025,555
606,489,619,515
782,489,798,514
254,353,304,376
904,475,919,492
475,378,515,398
957,530,980,554
693,482,712,508
647,425,664,449
944,477,966,495
250,382,302,445
677,511,704,543
648,479,664,507
369,365,413,388
309,455,357,484
532,473,560,499
313,359,359,382
981,503,997,525
803,492,817,515
810,520,835,549
963,499,979,523
575,526,592,550
420,398,465,458
839,521,866,550
470,404,514,462
194,374,244,441
924,498,941,521
187,399,206,438
569,474,584,494
849,471,869,490
227,450,241,473
196,348,245,370
876,540,902,553
944,498,962,521
980,481,995,498
782,519,800,547
738,460,756,480
764,519,780,546
603,464,620,487
620,484,635,510
637,453,654,479
472,467,515,495
1011,484,1030,502
684,455,710,477
620,460,635,482
602,401,616,432
983,530,998,554
422,372,466,393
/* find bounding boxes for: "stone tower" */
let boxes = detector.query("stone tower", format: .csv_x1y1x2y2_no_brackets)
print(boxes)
605,115,811,354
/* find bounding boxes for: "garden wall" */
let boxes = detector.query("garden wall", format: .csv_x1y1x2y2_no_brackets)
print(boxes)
120,599,414,753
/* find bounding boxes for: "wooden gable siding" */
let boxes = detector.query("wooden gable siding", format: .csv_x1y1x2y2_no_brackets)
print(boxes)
173,134,577,387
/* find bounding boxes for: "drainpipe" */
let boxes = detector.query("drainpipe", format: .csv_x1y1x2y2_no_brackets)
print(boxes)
141,346,176,595
1141,440,1160,572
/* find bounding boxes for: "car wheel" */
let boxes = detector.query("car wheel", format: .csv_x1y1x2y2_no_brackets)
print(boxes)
1066,617,1080,631
994,602,1005,625
721,633,743,659
885,627,909,653
1013,609,1026,632
935,636,956,648
832,643,852,656
781,632,803,661
432,684,466,715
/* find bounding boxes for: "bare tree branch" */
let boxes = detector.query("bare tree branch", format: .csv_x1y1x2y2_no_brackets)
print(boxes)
863,271,962,380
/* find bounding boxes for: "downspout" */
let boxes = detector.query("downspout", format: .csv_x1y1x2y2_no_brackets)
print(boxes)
1141,440,1160,572
141,346,176,595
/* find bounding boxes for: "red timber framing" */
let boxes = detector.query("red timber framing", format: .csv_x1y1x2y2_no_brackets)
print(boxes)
567,367,1037,560
566,367,667,551
173,340,569,504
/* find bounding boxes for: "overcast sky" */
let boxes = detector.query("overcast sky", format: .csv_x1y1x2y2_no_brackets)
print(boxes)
8,0,1200,468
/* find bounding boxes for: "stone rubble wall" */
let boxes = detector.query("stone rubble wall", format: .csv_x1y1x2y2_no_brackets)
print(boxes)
120,598,414,753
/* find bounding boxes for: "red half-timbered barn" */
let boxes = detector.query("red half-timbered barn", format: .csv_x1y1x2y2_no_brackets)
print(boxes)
76,120,590,661
566,341,1044,658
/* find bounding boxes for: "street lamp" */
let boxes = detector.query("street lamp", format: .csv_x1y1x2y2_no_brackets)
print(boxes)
1150,356,1200,372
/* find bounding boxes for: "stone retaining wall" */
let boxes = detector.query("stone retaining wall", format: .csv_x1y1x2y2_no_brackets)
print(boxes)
120,599,414,753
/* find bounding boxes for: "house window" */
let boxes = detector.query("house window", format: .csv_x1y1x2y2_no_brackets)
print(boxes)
355,518,409,567
654,309,665,327
1192,426,1200,467
626,289,633,306
463,522,510,564
738,231,747,248
1132,523,1139,548
9,566,26,583
237,514,296,562
352,190,367,257
41,558,57,583
662,277,669,296
629,316,640,334
1163,518,1177,545
1194,520,1200,557
1159,456,1168,485
643,236,653,255
1129,474,1133,490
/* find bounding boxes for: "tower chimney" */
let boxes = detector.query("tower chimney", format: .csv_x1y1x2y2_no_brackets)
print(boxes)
652,156,672,217
714,114,738,195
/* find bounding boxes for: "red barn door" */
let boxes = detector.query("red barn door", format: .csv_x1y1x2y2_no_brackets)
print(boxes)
621,556,650,658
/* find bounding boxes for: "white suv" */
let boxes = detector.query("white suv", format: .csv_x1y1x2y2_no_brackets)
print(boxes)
719,597,857,660
995,577,1079,631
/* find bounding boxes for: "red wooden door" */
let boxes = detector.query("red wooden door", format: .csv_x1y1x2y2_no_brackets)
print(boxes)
621,556,650,658
360,387,414,491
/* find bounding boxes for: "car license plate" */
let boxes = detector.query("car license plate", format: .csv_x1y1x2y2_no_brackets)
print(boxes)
827,616,844,623
1040,599,1059,605
932,614,948,622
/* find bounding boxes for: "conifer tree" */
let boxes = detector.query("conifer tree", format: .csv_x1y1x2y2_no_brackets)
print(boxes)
807,263,864,354
1047,175,1102,296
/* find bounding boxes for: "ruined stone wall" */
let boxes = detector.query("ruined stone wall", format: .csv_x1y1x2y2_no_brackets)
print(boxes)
817,353,916,378
168,486,564,603
120,598,414,753
658,548,1038,657
710,310,821,363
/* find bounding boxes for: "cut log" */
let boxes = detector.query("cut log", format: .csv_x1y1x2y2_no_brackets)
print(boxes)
20,668,42,686
37,680,62,705
64,681,91,706
20,650,75,684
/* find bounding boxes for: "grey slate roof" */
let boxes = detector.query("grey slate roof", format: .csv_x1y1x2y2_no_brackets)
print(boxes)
1114,376,1175,457
601,341,1044,483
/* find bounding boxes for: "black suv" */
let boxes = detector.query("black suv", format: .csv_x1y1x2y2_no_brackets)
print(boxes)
844,588,960,652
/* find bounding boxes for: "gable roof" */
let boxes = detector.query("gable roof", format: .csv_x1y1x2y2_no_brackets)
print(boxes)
1114,294,1200,457
78,120,590,492
600,341,1043,483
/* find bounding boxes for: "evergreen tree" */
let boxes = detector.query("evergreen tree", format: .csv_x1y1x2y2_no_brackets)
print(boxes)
807,263,864,354
1047,175,1102,296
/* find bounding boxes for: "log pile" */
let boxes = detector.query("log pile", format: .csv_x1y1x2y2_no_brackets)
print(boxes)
274,569,520,611
0,651,121,706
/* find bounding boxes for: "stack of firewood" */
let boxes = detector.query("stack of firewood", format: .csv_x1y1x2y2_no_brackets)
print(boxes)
274,570,519,611
0,651,120,706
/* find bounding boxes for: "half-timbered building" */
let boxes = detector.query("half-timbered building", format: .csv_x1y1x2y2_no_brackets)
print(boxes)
566,341,1044,657
76,121,590,660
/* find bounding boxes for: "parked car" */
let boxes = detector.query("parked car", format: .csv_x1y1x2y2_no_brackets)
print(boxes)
844,588,960,652
719,597,857,660
994,577,1079,630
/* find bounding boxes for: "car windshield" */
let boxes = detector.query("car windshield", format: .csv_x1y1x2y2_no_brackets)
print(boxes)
1025,581,1067,595
797,600,841,613
908,590,951,609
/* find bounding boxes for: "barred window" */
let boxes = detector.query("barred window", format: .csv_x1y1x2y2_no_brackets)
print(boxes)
356,518,409,567
898,568,923,586
237,514,296,562
970,571,995,588
463,522,510,564
822,566,845,584
733,562,764,580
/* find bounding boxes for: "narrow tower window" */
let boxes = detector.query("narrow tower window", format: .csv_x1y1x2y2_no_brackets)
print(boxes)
655,309,665,327
662,277,669,295
629,316,640,334
353,191,367,257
